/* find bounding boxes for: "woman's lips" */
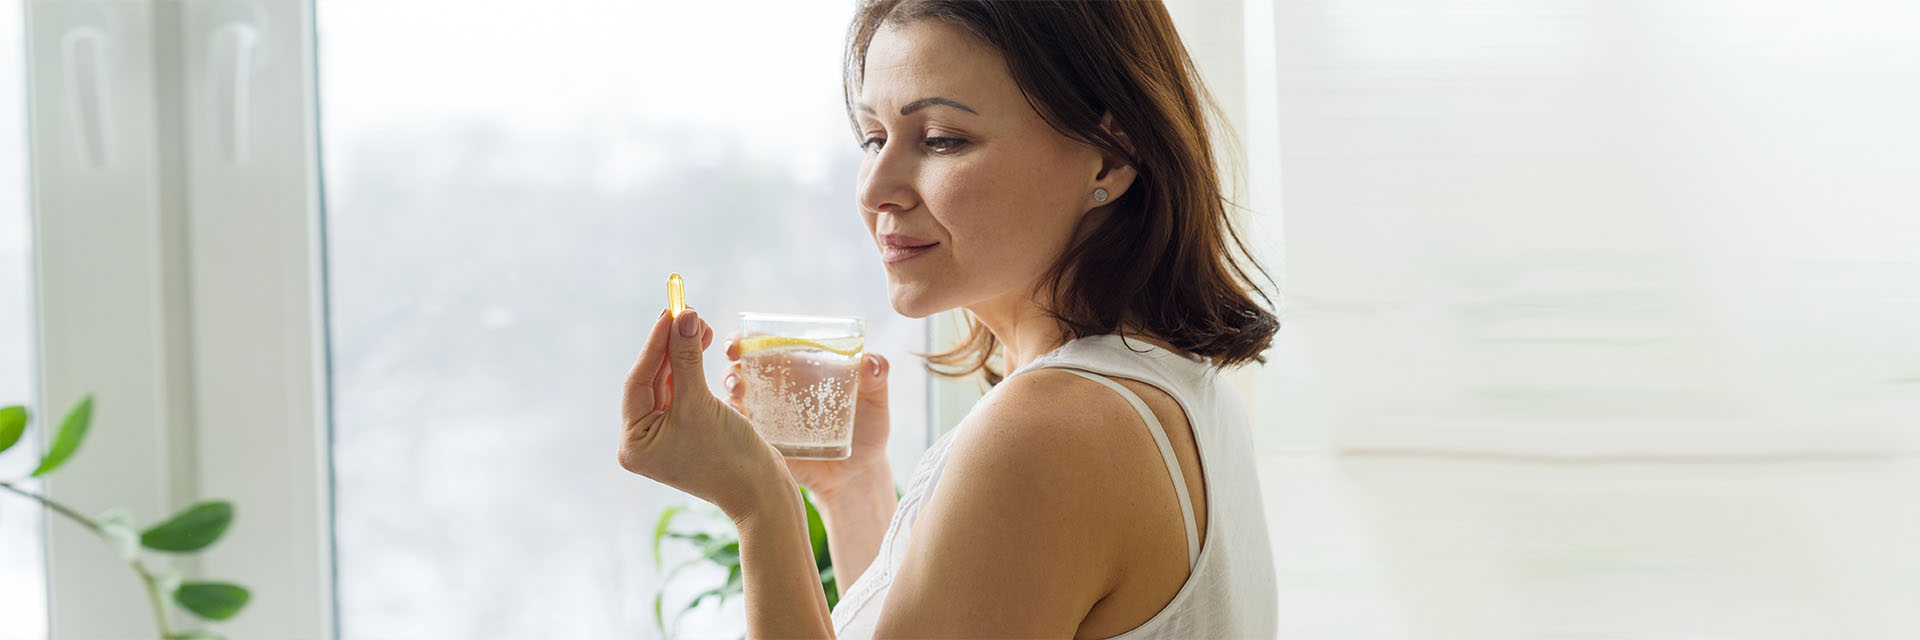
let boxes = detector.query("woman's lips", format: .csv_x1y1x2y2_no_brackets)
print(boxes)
881,242,938,264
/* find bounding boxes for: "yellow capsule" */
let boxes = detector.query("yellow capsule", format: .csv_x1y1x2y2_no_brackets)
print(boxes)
667,273,686,317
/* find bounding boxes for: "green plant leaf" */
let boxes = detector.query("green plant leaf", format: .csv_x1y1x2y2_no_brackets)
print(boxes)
175,582,249,620
648,505,757,637
30,395,93,477
681,580,733,619
96,508,140,562
652,555,707,634
653,588,668,635
717,563,743,603
141,501,234,552
800,490,840,608
0,405,26,456
676,550,747,620
663,531,713,546
822,565,838,610
653,592,665,636
652,505,685,569
802,489,830,570
702,540,739,566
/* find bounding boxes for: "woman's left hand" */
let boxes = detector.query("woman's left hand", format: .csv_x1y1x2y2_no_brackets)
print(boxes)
619,307,789,519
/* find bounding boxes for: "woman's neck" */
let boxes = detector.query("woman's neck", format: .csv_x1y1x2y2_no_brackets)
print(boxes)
964,293,1064,375
964,294,1180,375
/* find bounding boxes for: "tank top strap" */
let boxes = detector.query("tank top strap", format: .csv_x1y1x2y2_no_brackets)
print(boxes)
1045,366,1201,569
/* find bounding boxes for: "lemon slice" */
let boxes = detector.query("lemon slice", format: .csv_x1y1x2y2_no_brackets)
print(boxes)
737,336,864,357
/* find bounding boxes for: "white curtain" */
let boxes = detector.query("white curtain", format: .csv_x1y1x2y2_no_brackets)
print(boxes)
1196,0,1920,457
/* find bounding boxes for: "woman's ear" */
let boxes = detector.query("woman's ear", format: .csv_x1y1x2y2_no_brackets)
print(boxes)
1091,112,1139,206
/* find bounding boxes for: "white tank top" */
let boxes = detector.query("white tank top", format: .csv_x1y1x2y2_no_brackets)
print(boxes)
830,334,1279,639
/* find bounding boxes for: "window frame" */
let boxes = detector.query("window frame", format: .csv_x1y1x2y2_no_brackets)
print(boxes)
26,0,333,637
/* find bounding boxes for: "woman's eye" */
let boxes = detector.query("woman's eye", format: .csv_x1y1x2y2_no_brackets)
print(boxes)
925,137,965,154
860,136,965,155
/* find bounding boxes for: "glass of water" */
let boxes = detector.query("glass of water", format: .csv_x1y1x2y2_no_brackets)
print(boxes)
735,312,864,460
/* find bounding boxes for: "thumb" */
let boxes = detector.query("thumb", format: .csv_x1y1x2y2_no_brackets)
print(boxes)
670,309,711,399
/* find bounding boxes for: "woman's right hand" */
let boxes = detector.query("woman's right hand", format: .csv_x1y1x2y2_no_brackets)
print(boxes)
723,333,895,503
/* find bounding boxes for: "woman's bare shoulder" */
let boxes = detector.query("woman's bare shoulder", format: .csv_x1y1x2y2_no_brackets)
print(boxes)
938,368,1153,513
874,368,1146,625
956,367,1143,457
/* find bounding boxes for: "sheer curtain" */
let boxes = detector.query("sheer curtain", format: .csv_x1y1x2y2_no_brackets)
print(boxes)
1243,1,1920,637
1262,0,1920,457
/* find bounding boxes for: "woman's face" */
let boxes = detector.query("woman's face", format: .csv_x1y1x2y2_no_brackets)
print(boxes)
854,20,1130,319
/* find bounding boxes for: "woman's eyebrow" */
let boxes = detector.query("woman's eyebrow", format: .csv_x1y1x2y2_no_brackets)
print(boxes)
857,97,980,117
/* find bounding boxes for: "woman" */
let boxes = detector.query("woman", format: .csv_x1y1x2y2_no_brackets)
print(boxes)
619,1,1279,637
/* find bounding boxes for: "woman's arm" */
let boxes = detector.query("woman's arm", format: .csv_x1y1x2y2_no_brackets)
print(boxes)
868,370,1126,636
731,460,895,638
732,370,1128,638
735,467,837,639
811,461,899,598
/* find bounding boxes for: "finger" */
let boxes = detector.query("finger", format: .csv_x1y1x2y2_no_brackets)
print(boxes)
726,362,745,398
858,353,889,408
724,367,743,401
623,310,678,421
701,323,714,350
669,308,712,398
724,332,742,362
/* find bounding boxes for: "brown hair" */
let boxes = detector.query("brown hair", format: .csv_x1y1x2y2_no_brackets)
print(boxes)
843,0,1279,385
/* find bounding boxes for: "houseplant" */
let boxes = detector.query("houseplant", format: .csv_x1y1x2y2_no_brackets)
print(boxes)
0,395,252,639
650,485,901,638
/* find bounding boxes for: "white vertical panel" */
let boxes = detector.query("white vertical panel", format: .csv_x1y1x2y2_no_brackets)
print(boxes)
1165,0,1248,201
26,0,192,637
1273,0,1920,455
926,310,984,443
178,0,332,636
26,0,331,637
1165,0,1296,454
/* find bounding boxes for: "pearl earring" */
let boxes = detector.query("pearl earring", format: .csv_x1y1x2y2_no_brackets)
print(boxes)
1093,188,1109,203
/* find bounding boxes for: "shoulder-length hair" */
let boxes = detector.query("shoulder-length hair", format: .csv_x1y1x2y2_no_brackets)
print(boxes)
844,0,1280,385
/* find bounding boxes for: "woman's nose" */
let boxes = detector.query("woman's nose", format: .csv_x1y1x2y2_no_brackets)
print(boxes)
857,146,918,215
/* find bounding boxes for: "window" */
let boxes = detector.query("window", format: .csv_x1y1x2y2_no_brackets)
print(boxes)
0,0,47,637
317,1,924,636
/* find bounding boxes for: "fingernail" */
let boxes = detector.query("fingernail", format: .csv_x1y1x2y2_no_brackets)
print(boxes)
724,375,738,393
868,354,882,377
677,310,699,337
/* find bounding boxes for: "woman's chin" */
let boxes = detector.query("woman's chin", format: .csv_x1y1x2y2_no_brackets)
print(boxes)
886,282,946,319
